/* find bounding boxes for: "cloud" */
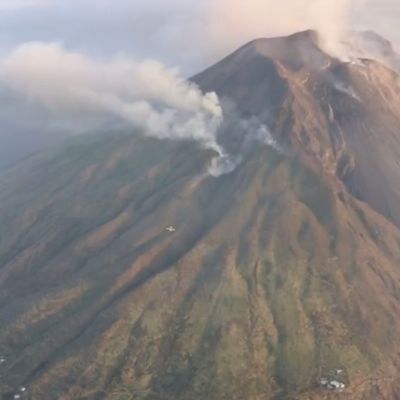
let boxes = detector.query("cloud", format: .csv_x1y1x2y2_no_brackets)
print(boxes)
0,42,224,154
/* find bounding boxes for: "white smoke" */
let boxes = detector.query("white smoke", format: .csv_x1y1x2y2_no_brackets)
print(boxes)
202,0,361,60
0,42,224,155
0,41,282,177
208,113,280,177
332,80,362,101
208,154,242,177
202,0,400,63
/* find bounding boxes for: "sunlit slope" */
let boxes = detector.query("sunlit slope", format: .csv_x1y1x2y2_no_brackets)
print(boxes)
1,131,400,399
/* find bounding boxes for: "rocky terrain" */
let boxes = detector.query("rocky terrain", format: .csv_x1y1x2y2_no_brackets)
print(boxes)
1,30,400,399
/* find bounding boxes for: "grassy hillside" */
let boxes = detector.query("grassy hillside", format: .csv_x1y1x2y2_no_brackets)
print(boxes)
1,132,400,399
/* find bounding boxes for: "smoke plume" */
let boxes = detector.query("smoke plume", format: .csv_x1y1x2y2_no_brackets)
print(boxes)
0,42,224,154
203,0,359,59
0,41,281,176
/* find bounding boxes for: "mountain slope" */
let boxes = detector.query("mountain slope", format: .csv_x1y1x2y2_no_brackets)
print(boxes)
195,30,400,229
1,31,400,400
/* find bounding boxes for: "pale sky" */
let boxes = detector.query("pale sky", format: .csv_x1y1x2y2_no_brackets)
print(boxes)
0,0,398,73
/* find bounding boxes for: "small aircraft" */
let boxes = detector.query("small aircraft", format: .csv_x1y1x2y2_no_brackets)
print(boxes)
165,225,176,233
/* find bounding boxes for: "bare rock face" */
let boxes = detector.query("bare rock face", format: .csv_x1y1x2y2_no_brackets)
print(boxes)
1,31,400,400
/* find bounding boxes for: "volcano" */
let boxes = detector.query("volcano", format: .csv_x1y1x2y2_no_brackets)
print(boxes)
1,30,400,400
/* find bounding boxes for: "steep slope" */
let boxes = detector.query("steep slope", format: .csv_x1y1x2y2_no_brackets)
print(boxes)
195,30,400,229
1,31,400,400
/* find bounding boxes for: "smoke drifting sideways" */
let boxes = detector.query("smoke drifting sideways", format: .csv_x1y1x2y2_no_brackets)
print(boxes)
0,43,223,165
0,42,276,176
203,0,400,67
203,0,358,62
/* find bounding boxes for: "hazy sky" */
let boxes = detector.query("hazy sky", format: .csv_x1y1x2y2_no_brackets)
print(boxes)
0,0,399,74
